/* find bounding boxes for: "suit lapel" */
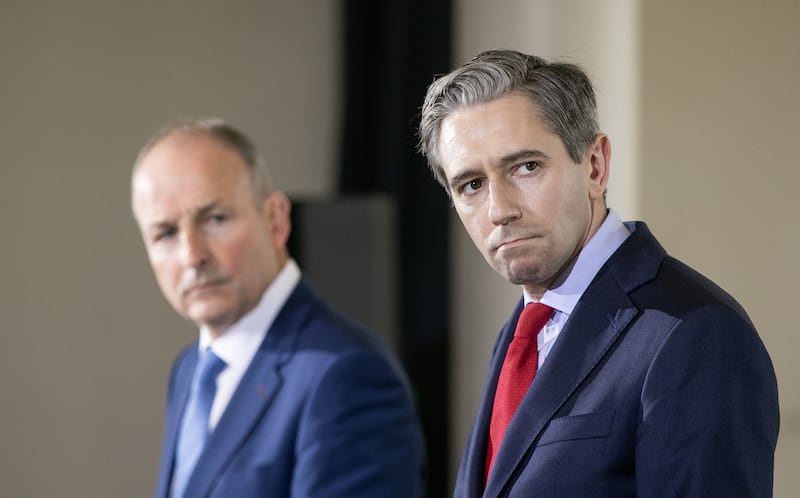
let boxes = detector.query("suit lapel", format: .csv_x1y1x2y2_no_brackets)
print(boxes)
483,223,664,497
458,300,523,497
181,280,317,497
155,347,197,498
484,275,637,496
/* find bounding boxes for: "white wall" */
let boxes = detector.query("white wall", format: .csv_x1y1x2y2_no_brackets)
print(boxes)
0,1,339,496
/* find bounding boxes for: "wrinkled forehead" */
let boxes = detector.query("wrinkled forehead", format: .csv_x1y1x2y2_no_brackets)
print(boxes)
136,132,249,182
131,134,252,216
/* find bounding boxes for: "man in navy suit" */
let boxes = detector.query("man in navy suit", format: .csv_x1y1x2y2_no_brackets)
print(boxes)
131,118,425,497
418,49,779,497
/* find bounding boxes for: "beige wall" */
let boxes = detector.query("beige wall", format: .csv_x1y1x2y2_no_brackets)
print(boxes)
452,0,799,495
451,0,642,484
3,1,798,496
0,1,339,496
641,2,800,496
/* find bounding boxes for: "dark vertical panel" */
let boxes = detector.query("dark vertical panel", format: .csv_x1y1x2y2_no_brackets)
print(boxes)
339,1,452,495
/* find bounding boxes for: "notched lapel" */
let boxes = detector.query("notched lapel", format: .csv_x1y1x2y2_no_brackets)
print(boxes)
180,279,317,497
466,223,665,497
155,347,198,498
164,350,197,457
484,274,638,497
183,341,285,497
458,300,524,497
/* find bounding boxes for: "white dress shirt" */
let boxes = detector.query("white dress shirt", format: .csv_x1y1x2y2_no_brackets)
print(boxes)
198,259,301,429
524,210,631,367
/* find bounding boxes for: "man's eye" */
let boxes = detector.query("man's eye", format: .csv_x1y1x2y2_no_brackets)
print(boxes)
208,213,227,224
461,178,484,194
517,161,539,174
154,228,176,242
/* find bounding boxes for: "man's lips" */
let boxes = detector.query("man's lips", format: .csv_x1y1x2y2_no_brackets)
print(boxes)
183,279,228,297
497,237,527,249
493,235,536,252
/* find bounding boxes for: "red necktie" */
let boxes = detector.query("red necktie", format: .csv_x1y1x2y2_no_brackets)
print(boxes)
485,303,554,484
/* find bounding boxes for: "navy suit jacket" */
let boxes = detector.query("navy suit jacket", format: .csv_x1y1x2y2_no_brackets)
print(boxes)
455,222,779,498
154,278,425,498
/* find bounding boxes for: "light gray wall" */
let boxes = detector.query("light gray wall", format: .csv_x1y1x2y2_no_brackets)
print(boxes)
0,2,339,496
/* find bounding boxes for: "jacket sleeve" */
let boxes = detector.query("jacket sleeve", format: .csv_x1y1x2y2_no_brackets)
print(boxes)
636,304,779,497
292,348,426,498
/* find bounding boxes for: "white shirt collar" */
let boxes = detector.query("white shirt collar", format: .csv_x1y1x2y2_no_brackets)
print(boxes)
525,209,630,314
199,258,302,371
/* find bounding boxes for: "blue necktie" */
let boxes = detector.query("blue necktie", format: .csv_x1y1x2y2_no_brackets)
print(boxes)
171,348,227,498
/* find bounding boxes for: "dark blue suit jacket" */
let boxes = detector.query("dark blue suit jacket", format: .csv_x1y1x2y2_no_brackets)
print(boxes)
154,278,425,498
455,222,779,497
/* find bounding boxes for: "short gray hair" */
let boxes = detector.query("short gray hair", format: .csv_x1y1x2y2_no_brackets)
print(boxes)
418,49,600,189
134,117,273,200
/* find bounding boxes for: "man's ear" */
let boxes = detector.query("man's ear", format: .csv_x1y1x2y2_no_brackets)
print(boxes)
262,191,292,248
586,134,611,200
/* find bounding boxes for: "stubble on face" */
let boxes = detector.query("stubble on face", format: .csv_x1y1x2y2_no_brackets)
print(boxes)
132,133,287,337
438,95,608,298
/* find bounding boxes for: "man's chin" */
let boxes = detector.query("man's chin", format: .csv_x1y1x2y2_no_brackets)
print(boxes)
501,263,547,287
185,301,235,330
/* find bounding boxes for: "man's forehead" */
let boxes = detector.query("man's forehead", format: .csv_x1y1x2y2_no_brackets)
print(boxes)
439,99,553,164
132,177,230,231
138,132,214,168
132,141,251,221
135,133,249,184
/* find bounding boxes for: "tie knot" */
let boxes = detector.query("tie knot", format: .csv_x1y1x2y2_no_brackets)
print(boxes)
514,303,554,338
195,348,227,388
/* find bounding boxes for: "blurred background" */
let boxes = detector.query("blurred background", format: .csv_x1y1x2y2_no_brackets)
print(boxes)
1,0,797,496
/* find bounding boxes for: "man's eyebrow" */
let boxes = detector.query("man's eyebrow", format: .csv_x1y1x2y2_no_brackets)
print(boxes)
144,201,222,232
500,149,549,165
195,201,221,218
146,220,171,231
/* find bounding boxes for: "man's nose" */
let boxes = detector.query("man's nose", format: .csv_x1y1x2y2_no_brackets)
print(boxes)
488,181,522,226
179,228,209,268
